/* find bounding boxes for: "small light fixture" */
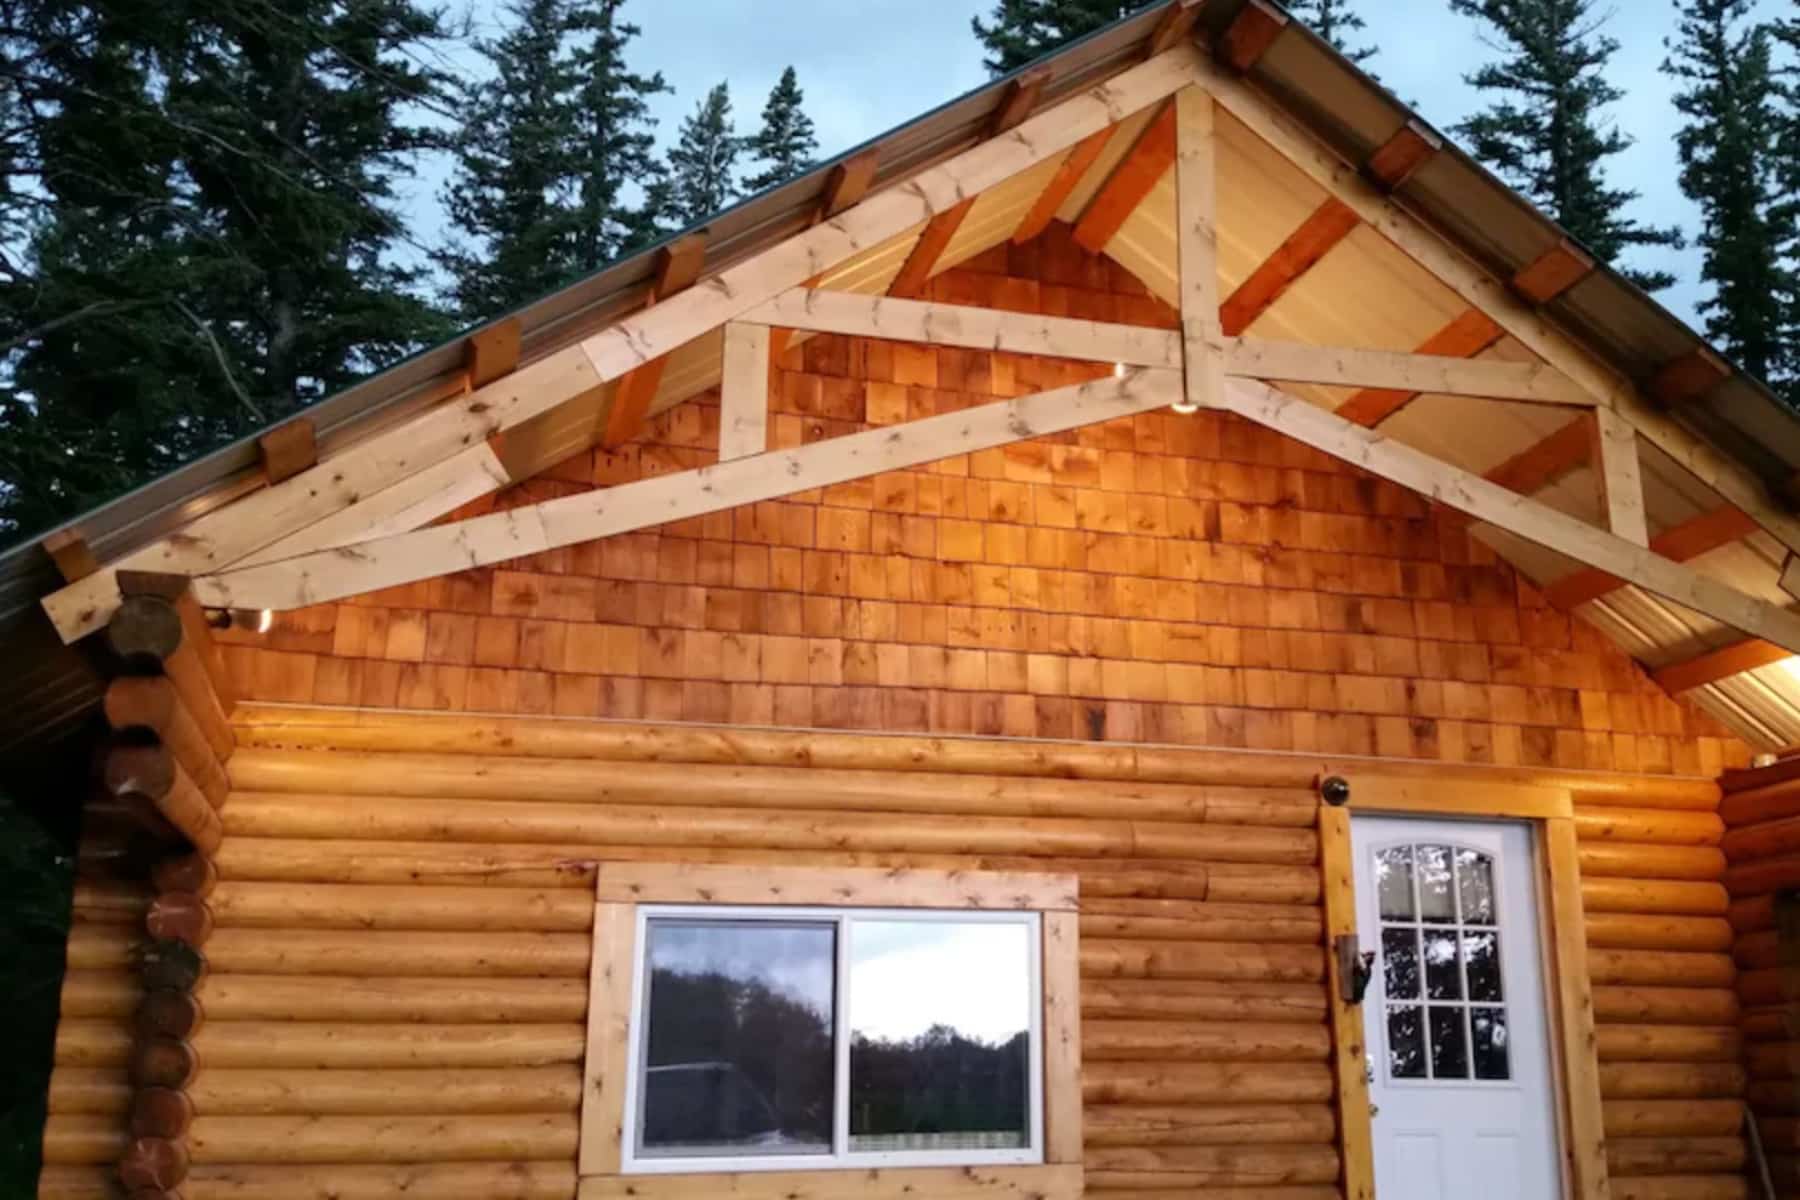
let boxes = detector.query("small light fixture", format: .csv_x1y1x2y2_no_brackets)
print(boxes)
207,608,274,634
1112,362,1127,378
1170,394,1199,415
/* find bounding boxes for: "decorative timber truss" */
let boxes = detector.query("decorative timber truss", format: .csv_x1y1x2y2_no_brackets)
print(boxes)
37,34,1800,715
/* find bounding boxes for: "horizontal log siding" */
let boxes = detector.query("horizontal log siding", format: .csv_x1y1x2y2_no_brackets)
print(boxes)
195,735,1337,1198
1721,759,1800,1198
1577,789,1746,1200
33,706,1728,1200
38,879,146,1199
210,226,1746,779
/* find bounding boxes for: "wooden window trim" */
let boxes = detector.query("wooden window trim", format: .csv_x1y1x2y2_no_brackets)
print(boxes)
1318,781,1607,1200
578,864,1081,1200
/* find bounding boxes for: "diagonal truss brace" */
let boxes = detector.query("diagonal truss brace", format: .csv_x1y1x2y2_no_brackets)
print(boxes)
193,370,1182,613
1212,377,1800,654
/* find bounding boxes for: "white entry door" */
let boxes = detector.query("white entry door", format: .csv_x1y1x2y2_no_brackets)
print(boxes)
1352,815,1562,1199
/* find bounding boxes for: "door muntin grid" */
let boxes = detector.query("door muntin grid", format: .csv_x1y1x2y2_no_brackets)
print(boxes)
1374,842,1511,1085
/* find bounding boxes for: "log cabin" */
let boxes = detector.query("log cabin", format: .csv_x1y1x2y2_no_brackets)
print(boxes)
15,3,1800,1199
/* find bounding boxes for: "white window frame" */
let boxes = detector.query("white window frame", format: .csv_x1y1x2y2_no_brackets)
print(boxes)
619,904,1045,1175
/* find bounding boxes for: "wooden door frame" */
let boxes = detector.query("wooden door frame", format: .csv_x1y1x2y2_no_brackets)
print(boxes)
1318,773,1605,1200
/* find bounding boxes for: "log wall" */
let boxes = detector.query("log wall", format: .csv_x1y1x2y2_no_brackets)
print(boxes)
1722,755,1800,1196
37,877,144,1200
28,706,1744,1200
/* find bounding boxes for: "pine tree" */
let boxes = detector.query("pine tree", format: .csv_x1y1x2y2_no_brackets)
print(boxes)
666,83,739,227
0,0,457,539
565,0,671,269
1663,0,1797,385
1289,0,1376,65
438,0,585,321
743,67,818,193
1450,0,1684,292
0,0,200,536
1772,15,1800,406
972,0,1145,74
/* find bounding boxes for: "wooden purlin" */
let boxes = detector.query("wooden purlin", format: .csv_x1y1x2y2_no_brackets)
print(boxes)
1653,638,1793,694
1217,0,1288,73
1072,100,1178,253
817,148,881,220
1334,309,1506,426
888,198,979,300
600,234,708,448
464,317,522,388
1332,239,1593,430
1218,198,1359,336
1363,120,1440,191
1013,126,1115,245
1512,240,1596,306
1650,347,1731,407
1488,416,1597,494
256,420,316,486
42,527,99,582
888,68,1051,300
1545,505,1760,610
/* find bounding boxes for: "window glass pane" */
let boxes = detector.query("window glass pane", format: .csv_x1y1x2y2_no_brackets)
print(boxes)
641,919,835,1157
849,919,1031,1154
1377,846,1415,920
1428,1006,1469,1079
1381,927,1420,1000
1416,844,1455,923
1464,931,1503,1002
1456,849,1495,924
1471,1007,1510,1080
1422,930,1462,1000
1387,1005,1425,1078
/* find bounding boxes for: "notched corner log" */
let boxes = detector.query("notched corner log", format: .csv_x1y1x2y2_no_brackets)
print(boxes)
117,1134,190,1191
136,938,207,994
130,1034,200,1091
106,594,186,672
146,891,214,947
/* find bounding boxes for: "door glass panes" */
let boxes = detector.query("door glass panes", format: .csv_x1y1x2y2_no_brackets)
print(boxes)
1416,844,1456,923
848,920,1032,1154
1387,1006,1426,1078
1377,846,1415,920
1375,842,1511,1083
640,919,836,1157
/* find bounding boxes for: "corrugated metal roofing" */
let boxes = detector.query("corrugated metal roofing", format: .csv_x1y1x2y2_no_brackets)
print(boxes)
5,0,1799,760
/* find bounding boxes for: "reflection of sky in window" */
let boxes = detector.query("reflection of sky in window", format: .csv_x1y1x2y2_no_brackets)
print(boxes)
649,920,834,1020
851,920,1029,1045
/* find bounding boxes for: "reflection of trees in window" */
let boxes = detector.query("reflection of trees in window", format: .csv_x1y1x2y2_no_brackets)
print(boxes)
646,968,834,1145
850,1023,1029,1144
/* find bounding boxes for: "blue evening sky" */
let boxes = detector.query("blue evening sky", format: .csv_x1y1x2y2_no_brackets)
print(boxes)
416,1,1793,331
